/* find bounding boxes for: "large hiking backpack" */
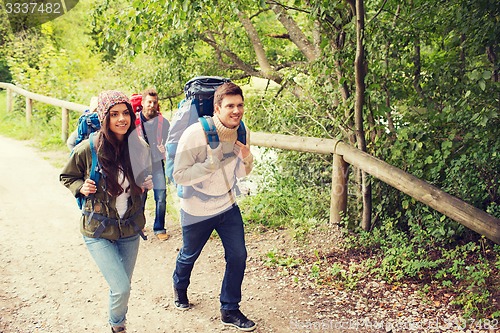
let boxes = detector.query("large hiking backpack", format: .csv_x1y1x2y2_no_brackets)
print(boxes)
74,110,100,147
165,76,246,198
130,93,161,115
130,93,143,115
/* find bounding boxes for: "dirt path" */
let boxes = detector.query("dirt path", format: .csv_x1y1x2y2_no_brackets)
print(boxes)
0,135,319,333
1,135,474,333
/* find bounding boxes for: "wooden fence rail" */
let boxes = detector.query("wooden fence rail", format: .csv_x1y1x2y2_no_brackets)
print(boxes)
2,82,500,244
0,82,88,142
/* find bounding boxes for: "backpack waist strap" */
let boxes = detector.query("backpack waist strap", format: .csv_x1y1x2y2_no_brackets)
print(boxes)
184,180,240,201
82,209,147,240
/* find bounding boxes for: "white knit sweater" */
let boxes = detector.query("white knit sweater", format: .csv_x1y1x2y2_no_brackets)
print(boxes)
173,115,253,217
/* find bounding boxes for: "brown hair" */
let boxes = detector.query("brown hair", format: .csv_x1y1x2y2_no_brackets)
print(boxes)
97,104,143,197
214,82,244,107
142,88,158,99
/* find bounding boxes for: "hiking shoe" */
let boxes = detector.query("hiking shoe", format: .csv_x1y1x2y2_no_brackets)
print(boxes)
173,288,190,310
156,233,170,241
221,309,256,331
111,326,126,333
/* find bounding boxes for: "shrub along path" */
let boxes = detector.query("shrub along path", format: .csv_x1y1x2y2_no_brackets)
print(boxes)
0,135,477,333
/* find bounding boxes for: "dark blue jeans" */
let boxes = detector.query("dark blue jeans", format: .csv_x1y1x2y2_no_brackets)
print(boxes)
172,205,247,310
144,165,166,234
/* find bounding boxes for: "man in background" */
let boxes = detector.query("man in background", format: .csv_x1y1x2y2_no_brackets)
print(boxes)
136,88,170,240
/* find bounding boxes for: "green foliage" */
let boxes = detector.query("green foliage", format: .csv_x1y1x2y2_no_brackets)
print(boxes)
5,2,127,107
371,87,499,241
264,249,302,269
339,220,500,319
0,58,12,83
239,146,330,229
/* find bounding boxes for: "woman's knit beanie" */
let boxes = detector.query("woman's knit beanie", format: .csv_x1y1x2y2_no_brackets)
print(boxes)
97,90,131,121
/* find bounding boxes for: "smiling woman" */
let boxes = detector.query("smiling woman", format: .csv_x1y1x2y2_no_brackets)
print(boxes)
60,90,153,333
108,103,131,141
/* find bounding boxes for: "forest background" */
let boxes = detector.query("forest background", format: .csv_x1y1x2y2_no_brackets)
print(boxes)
0,0,499,321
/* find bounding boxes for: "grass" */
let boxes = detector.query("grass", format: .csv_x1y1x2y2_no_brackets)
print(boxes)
0,90,73,168
0,91,71,146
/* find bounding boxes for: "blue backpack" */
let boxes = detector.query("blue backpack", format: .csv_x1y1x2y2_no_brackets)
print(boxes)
75,110,100,147
165,76,246,198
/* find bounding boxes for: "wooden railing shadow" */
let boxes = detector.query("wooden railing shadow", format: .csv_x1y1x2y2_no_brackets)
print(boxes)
2,82,499,244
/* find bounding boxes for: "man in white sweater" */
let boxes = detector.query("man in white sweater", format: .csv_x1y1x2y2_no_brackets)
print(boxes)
172,82,256,331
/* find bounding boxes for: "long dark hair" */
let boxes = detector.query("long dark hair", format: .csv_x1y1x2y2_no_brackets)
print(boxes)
97,103,143,197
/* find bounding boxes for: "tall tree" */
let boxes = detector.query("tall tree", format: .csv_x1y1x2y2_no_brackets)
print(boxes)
353,0,371,230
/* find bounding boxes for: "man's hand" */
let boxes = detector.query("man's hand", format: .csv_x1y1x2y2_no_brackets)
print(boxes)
235,141,250,159
142,175,153,191
157,140,166,157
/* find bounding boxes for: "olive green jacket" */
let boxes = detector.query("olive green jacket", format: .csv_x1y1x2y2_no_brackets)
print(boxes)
60,137,151,240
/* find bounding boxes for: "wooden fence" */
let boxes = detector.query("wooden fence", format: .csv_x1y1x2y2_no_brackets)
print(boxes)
2,82,499,244
0,82,87,142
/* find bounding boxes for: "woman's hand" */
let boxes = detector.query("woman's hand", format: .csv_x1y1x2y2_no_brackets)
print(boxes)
80,178,97,196
142,175,153,191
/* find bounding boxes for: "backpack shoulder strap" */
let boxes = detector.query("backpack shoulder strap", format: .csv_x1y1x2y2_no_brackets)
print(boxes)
237,120,246,145
88,132,101,185
198,116,219,149
81,132,101,214
135,113,144,139
156,114,164,144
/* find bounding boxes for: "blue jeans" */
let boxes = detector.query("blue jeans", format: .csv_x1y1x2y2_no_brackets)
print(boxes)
172,205,247,310
83,234,140,327
145,164,167,234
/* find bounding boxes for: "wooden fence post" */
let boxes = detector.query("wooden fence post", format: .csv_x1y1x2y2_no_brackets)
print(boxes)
6,88,13,113
61,107,69,142
25,97,32,123
330,153,348,224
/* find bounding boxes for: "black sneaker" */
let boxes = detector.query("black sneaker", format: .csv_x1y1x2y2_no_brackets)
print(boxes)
173,288,190,310
221,309,256,331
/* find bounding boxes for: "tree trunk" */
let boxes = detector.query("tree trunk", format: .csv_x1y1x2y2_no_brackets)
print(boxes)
413,35,424,99
270,4,317,62
487,45,499,82
486,45,499,113
236,10,279,82
326,8,360,223
354,0,371,231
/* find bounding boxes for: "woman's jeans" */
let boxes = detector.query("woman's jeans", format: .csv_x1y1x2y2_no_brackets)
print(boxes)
172,205,247,311
83,234,140,327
